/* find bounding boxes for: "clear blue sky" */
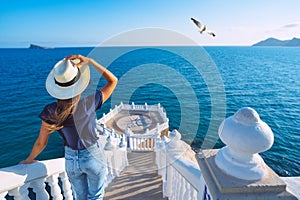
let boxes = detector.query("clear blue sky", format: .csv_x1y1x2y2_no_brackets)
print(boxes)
1,0,299,47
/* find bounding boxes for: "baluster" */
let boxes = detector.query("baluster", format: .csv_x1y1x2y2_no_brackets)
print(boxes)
109,150,116,178
141,138,144,151
162,162,168,198
151,138,153,151
105,151,113,184
59,172,73,200
135,138,138,150
131,138,135,151
120,149,127,174
175,169,181,200
155,139,161,172
190,185,197,200
166,158,173,197
8,183,30,200
146,138,149,151
30,178,50,199
179,175,186,200
183,180,191,200
134,138,137,151
171,168,176,200
46,174,63,200
138,138,141,151
146,138,149,150
0,192,8,200
115,149,122,176
177,174,182,200
129,136,133,151
170,168,175,200
152,138,155,151
112,149,118,177
178,170,183,200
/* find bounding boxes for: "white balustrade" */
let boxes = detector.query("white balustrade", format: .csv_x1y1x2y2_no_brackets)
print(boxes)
0,158,67,200
104,147,128,187
156,130,203,200
121,116,168,152
128,134,157,151
0,141,128,200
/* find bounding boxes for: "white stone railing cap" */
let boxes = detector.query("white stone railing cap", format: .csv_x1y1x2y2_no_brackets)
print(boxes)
219,107,274,154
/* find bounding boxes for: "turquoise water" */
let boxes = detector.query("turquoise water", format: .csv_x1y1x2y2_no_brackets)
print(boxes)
0,46,299,177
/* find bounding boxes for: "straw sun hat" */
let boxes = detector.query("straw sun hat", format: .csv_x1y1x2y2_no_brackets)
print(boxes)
46,58,90,100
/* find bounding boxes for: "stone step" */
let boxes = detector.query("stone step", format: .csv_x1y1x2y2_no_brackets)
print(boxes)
104,152,167,200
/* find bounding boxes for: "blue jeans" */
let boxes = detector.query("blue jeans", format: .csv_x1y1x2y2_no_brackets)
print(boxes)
65,142,106,200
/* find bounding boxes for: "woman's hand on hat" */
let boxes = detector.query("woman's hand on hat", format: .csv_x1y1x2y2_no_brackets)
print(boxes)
66,54,91,67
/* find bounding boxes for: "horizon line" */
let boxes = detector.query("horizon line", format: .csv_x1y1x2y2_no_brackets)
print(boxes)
0,44,258,49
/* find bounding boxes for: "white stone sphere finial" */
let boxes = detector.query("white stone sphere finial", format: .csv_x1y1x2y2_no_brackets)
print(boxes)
215,107,274,181
167,129,186,155
233,107,260,125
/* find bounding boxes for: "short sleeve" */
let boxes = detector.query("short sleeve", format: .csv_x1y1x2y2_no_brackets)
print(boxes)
39,103,57,125
94,91,103,111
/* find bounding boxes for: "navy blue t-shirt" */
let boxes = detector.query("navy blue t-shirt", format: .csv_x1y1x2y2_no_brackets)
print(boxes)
39,91,103,150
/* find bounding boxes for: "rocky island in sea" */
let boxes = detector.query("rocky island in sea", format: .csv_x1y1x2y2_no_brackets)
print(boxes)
252,37,300,46
29,44,53,49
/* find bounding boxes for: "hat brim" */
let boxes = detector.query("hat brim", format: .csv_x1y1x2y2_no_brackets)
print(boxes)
46,64,90,100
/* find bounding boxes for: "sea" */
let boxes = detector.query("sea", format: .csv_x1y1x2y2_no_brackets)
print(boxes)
0,46,299,177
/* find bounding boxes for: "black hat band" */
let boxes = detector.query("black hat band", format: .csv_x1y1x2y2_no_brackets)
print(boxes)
54,68,81,87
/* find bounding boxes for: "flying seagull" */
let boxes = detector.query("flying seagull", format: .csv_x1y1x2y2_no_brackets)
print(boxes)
191,18,216,37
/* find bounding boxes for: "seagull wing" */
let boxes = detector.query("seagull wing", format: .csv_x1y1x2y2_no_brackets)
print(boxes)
206,30,216,37
191,18,203,29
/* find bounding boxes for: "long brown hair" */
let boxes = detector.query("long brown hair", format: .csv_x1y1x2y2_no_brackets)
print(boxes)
47,95,81,132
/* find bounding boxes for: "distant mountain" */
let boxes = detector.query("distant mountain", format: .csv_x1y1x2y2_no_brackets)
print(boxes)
252,37,300,47
29,44,53,49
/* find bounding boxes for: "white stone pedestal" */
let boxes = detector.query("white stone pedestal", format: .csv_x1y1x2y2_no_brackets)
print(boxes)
195,107,297,199
196,149,297,200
